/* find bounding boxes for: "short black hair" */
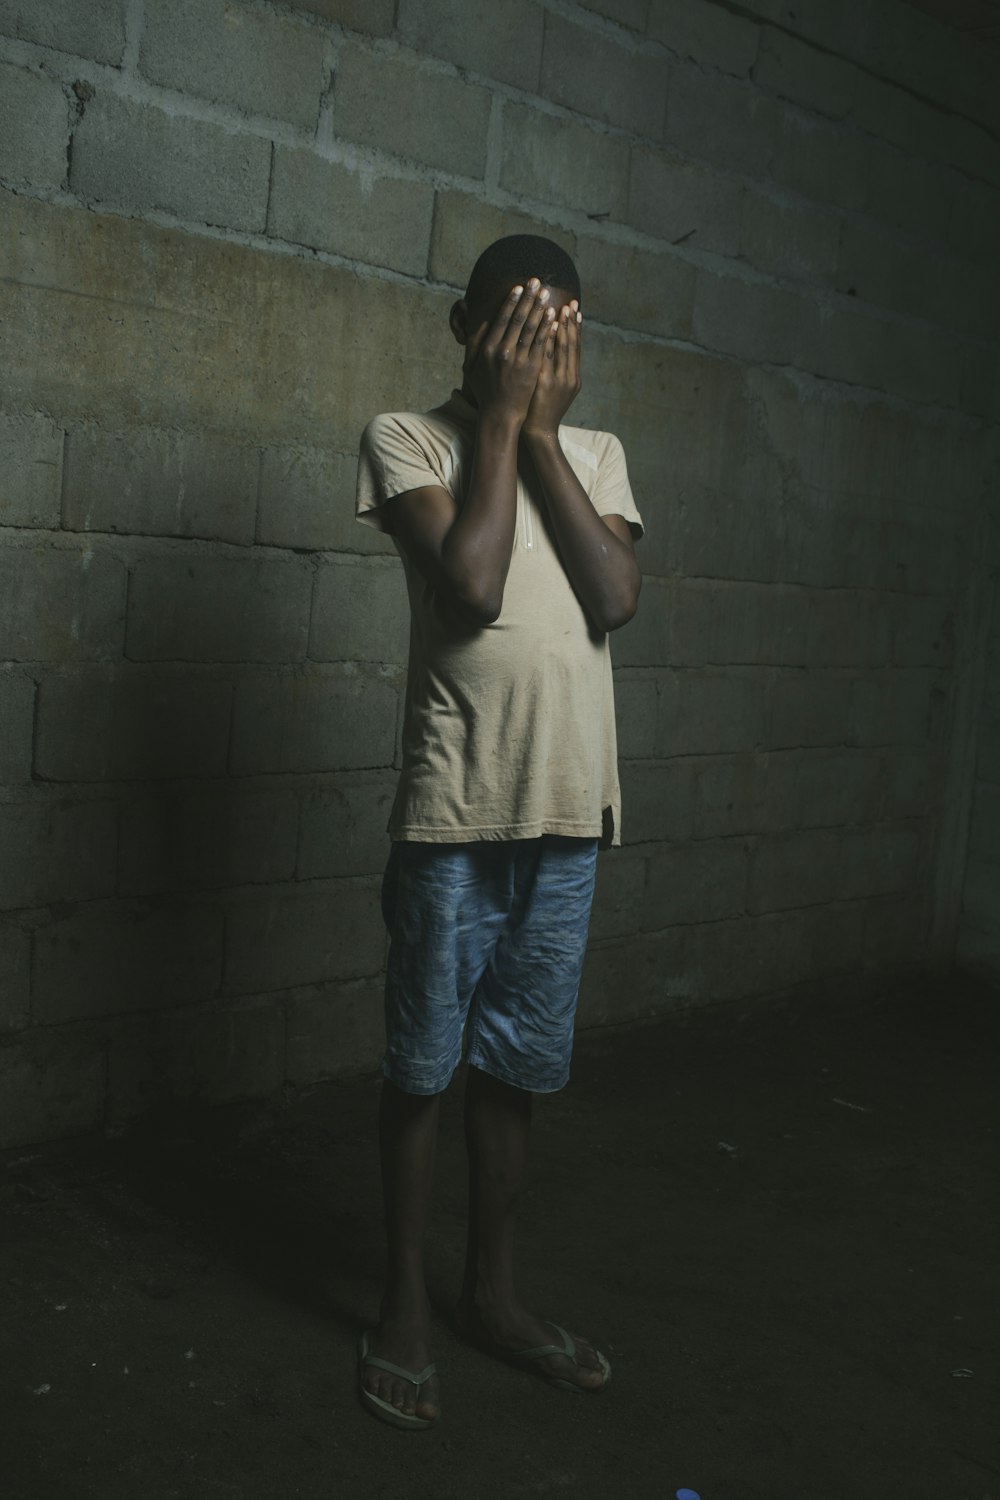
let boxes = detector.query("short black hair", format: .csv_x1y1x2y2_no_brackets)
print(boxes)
465,234,581,311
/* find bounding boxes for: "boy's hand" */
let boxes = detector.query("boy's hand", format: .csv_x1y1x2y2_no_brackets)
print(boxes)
522,300,582,441
464,280,556,425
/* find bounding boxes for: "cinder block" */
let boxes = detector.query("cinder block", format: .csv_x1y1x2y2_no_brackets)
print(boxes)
668,484,785,585
956,922,1000,979
626,147,742,255
949,176,1000,266
0,61,68,190
0,193,455,456
298,770,397,879
0,922,29,1031
70,93,271,233
224,877,384,993
861,893,927,970
35,669,232,786
126,554,312,663
62,426,257,545
0,545,125,662
849,671,938,748
692,752,770,838
574,236,695,340
0,798,117,911
768,670,851,749
258,446,393,555
0,412,63,529
691,267,813,369
853,72,998,187
887,596,955,669
838,824,921,900
612,671,659,759
960,857,1000,936
107,1000,285,1119
975,719,1000,785
647,0,759,77
398,0,543,91
967,781,1000,863
753,26,856,119
0,1027,106,1150
141,0,325,129
619,760,696,842
284,977,384,1085
335,42,491,179
836,219,997,342
665,64,781,176
540,12,668,138
739,185,840,284
0,0,125,63
643,837,746,926
500,104,630,219
280,0,394,34
310,558,407,663
229,665,399,774
861,137,954,242
35,666,232,781
579,0,649,30
820,303,964,409
0,673,34,782
578,928,695,1027
268,147,434,278
765,748,883,831
769,107,870,213
429,190,576,291
747,826,843,912
691,902,864,1000
778,0,876,71
657,669,768,755
878,748,943,821
118,785,300,897
32,897,224,1023
589,849,646,942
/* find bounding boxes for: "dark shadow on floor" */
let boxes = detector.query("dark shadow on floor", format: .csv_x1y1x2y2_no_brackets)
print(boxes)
1,972,997,1500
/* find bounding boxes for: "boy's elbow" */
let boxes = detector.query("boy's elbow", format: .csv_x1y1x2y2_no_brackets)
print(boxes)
601,576,641,633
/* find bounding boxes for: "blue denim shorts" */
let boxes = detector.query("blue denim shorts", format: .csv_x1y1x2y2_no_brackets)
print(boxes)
380,836,599,1096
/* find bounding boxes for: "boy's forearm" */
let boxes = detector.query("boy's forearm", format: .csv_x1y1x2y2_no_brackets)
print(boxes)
439,409,520,624
522,432,641,633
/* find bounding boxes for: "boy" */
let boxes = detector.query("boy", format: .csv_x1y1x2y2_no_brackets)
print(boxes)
354,235,643,1429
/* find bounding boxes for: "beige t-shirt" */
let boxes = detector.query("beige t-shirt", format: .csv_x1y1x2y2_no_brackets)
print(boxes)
355,389,644,847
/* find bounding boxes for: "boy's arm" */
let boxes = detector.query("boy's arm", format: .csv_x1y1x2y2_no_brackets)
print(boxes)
521,304,641,634
384,282,555,626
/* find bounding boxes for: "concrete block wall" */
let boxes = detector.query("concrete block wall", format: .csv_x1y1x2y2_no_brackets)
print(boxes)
957,538,1000,984
0,0,997,1147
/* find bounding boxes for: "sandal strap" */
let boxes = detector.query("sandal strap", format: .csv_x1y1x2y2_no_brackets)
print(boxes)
516,1323,576,1362
360,1333,435,1388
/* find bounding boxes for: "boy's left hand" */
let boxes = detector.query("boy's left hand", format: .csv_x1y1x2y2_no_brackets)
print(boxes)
522,301,582,441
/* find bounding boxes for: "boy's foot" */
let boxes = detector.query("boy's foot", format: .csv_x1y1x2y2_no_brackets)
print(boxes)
359,1310,441,1426
456,1299,610,1392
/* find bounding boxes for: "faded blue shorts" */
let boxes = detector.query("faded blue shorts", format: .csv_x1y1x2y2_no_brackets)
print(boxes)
380,836,599,1096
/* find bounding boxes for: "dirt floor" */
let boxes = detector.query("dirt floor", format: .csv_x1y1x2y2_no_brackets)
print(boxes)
2,972,998,1500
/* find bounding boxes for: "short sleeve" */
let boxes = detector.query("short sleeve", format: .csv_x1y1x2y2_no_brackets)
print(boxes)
590,431,644,539
355,413,444,534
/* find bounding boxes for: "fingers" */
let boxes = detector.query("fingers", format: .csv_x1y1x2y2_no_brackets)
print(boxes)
497,278,550,359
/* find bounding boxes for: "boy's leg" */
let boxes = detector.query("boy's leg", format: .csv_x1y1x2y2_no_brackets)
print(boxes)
458,837,607,1390
361,1079,442,1420
459,1065,607,1390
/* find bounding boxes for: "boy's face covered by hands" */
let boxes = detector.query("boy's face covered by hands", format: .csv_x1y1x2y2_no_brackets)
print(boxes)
455,279,583,437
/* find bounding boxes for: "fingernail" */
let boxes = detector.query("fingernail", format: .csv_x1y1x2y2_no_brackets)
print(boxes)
538,287,549,303
545,306,555,318
577,311,583,323
528,277,540,291
512,285,524,296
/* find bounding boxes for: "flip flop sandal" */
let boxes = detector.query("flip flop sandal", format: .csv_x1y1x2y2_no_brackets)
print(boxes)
357,1330,439,1431
459,1313,611,1394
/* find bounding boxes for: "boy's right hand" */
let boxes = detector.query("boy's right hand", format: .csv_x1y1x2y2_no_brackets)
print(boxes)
464,280,556,425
